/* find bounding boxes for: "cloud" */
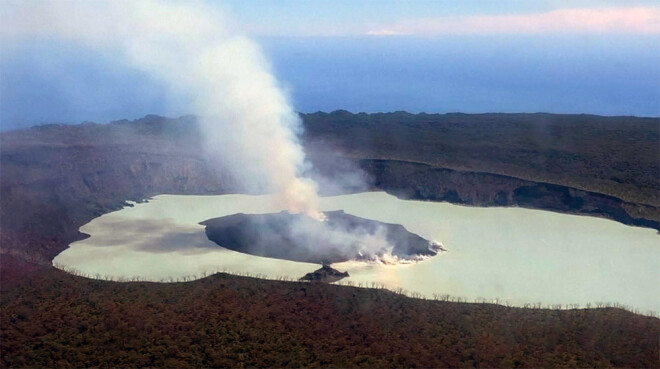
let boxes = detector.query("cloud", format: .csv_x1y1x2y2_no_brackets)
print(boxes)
365,7,660,36
0,0,325,220
365,29,411,36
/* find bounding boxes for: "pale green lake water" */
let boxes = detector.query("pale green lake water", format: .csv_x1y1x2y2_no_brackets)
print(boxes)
53,192,659,314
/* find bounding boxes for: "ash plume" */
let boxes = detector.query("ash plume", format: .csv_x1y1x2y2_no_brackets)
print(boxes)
1,0,323,219
1,0,439,266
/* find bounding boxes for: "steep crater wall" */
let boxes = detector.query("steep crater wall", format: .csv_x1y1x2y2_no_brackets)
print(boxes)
355,159,659,230
1,114,658,265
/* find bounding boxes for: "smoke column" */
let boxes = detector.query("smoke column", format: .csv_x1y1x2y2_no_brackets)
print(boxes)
1,0,323,219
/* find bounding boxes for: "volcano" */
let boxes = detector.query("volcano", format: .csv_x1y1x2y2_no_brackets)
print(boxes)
200,210,442,264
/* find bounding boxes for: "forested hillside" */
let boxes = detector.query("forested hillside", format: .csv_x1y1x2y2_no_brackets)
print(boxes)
2,257,658,368
2,112,659,368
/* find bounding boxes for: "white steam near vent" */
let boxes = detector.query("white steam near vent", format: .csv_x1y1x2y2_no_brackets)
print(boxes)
1,0,323,219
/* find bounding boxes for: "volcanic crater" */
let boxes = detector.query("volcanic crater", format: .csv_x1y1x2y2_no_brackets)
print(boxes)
200,210,442,265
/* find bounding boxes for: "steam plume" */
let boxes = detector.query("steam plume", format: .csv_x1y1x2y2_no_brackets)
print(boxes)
1,0,322,218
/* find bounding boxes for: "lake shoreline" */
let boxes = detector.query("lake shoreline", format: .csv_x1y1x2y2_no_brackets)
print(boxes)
53,192,660,315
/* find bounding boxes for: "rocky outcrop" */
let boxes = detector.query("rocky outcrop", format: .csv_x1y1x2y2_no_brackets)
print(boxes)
299,264,349,283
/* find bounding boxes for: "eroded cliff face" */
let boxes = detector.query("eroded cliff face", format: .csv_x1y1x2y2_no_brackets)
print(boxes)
1,114,658,264
302,111,660,208
355,159,659,229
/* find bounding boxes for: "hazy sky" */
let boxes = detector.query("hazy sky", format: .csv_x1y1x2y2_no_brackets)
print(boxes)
1,1,659,130
220,0,660,36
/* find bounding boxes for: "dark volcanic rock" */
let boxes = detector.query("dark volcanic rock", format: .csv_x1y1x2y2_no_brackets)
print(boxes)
299,264,349,283
200,210,438,264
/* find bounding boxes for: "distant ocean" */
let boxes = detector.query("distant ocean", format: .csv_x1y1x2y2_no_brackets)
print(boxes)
1,35,658,130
